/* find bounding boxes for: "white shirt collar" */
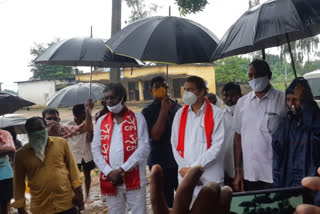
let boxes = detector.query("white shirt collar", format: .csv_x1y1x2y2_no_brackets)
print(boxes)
250,85,275,101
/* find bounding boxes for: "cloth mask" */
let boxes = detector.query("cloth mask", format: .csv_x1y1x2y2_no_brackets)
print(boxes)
248,76,269,92
28,128,48,162
152,87,166,99
183,90,199,105
107,98,124,113
225,104,236,115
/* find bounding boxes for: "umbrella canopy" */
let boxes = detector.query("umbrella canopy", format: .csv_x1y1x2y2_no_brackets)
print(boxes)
34,37,140,68
46,82,105,108
106,16,219,64
212,0,320,61
0,92,35,115
0,115,27,134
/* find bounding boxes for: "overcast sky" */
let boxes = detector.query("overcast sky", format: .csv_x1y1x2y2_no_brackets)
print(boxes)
0,0,268,91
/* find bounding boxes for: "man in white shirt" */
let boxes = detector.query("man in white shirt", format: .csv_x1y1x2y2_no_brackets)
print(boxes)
171,76,225,186
92,83,150,214
221,82,242,189
233,59,286,192
67,104,95,203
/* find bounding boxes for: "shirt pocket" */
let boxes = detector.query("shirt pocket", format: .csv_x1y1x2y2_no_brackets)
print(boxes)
260,112,280,134
198,119,207,144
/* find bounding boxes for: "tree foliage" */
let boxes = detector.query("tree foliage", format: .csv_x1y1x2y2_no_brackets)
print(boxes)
29,39,75,80
215,56,250,82
215,54,320,84
125,0,159,23
175,0,208,15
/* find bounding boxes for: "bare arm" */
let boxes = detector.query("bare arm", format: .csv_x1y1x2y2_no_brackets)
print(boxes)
79,99,94,134
150,97,171,141
233,132,244,192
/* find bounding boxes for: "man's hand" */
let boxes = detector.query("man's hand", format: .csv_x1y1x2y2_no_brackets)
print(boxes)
233,170,244,192
179,167,191,178
107,169,124,186
85,98,94,111
296,167,320,214
161,96,172,113
150,165,232,214
73,186,84,211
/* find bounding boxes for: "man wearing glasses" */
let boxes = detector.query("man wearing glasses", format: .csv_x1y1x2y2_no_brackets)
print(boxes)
142,76,181,208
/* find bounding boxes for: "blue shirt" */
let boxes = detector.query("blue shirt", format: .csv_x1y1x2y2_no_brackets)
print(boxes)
0,155,13,180
142,100,181,169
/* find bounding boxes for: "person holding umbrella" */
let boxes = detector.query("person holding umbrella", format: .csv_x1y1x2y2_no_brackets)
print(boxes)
233,59,286,191
91,83,150,214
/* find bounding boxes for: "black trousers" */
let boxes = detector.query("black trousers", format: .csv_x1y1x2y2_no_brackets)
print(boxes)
149,166,178,208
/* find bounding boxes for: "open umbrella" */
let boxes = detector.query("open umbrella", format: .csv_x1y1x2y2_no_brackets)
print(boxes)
211,0,320,79
46,82,105,108
34,37,139,68
34,36,141,97
0,114,27,134
105,16,219,64
0,92,35,115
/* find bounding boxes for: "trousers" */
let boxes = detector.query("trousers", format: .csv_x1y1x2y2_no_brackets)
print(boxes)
106,184,146,214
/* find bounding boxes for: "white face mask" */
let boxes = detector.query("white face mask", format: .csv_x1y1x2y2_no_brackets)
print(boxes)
183,90,199,105
248,76,269,92
107,98,124,113
225,104,236,114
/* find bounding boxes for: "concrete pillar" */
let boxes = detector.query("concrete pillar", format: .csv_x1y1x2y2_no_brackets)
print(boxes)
138,80,144,101
110,0,121,82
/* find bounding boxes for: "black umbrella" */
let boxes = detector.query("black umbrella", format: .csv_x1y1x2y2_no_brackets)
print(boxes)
34,37,139,68
0,92,35,115
46,82,105,108
34,37,141,98
211,0,320,79
105,16,219,64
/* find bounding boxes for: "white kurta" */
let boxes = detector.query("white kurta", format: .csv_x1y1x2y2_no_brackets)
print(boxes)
233,86,286,183
171,101,225,184
92,112,150,187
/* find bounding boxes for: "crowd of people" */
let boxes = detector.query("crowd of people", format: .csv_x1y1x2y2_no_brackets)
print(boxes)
0,59,320,214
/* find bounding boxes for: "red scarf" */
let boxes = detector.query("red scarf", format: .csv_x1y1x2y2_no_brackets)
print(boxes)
100,108,140,195
177,99,214,158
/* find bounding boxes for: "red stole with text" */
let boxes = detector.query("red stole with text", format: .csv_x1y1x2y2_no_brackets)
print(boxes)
100,109,140,195
177,99,214,158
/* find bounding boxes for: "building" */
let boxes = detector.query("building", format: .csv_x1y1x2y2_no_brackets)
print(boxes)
75,64,216,101
16,80,71,105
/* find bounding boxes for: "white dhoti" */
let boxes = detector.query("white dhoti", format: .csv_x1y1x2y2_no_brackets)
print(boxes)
105,184,147,214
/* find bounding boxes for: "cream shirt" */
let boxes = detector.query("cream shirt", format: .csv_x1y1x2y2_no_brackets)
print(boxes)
171,101,225,184
233,86,286,183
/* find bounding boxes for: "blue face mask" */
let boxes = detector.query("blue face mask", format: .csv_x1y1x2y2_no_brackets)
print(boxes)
248,76,269,92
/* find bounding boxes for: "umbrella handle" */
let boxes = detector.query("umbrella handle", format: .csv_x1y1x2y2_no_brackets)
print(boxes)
285,33,298,82
89,66,93,99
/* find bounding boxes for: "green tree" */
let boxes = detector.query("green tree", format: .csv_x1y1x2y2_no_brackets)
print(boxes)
215,56,250,82
3,89,17,95
29,39,75,80
125,0,159,23
175,0,208,15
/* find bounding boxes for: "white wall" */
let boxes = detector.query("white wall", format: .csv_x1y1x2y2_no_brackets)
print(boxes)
17,80,56,105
